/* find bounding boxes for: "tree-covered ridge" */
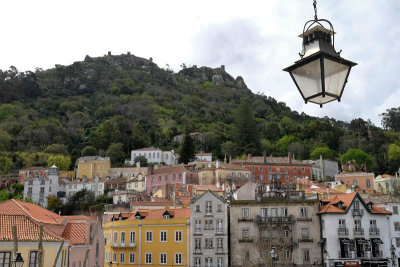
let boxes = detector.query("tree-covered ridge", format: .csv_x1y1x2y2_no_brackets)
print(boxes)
0,53,400,174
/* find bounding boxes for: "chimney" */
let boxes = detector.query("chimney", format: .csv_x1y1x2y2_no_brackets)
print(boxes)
263,151,266,164
136,161,141,172
288,152,292,164
327,187,330,199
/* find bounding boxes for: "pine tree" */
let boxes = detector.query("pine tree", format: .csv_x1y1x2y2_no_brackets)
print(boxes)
234,101,261,155
178,131,195,164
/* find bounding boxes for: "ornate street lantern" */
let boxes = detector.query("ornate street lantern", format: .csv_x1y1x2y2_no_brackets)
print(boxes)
12,253,24,267
283,0,357,107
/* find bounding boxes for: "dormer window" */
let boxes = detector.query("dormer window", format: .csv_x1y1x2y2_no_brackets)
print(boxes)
135,212,142,220
368,201,374,210
163,215,170,219
162,211,172,219
337,201,344,209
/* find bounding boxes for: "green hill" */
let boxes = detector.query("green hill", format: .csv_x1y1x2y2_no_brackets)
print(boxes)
0,52,399,174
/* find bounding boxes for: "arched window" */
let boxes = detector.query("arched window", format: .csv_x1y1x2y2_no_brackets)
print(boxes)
366,179,371,188
353,180,357,187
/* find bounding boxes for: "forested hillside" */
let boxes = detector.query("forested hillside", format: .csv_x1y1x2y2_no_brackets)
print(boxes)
0,53,399,175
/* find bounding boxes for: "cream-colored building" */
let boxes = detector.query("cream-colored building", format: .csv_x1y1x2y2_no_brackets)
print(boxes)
374,174,400,194
198,163,252,186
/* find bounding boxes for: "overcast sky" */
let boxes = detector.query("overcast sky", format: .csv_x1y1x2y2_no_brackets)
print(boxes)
1,0,399,126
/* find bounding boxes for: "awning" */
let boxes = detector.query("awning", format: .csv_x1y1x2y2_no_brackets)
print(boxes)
371,238,383,244
340,238,351,244
356,238,368,244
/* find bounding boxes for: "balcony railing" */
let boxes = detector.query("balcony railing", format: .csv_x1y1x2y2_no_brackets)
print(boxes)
353,228,364,236
194,248,202,254
369,228,380,236
216,228,224,234
356,252,367,258
194,228,202,235
111,242,134,248
216,247,224,254
352,209,364,216
338,251,352,259
337,228,349,236
372,251,383,258
298,238,313,243
257,215,294,224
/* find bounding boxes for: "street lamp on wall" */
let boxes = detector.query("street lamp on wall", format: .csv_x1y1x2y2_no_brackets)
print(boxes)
283,0,357,107
12,253,24,267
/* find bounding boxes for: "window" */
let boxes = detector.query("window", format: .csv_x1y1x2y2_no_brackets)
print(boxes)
146,231,153,242
353,180,358,187
195,257,201,267
395,222,400,231
205,257,213,267
217,257,223,267
285,175,289,181
175,253,182,264
178,173,182,179
173,174,176,180
260,166,263,171
0,252,11,267
301,228,309,238
205,238,213,248
129,253,135,264
260,174,264,180
217,237,223,248
294,167,297,171
217,219,223,233
355,219,362,230
120,253,125,263
396,238,400,247
301,167,305,172
114,232,118,243
303,250,310,263
339,219,346,228
242,208,250,218
206,201,212,214
195,204,201,212
175,230,183,242
205,220,213,229
271,208,278,217
261,208,268,218
232,172,235,177
217,204,222,212
160,231,167,242
158,176,161,181
145,253,152,264
127,231,135,244
195,238,201,250
251,166,255,171
242,229,250,239
120,231,125,244
370,220,377,228
284,230,290,238
113,252,117,263
300,207,308,217
394,206,399,214
195,220,201,234
281,208,288,217
366,179,371,188
284,250,290,259
40,187,44,193
160,253,167,264
165,175,168,181
97,165,100,170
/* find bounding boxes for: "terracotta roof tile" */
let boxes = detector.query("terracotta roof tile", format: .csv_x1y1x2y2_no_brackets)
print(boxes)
0,199,65,224
0,215,64,242
128,208,190,220
61,222,87,245
194,185,224,192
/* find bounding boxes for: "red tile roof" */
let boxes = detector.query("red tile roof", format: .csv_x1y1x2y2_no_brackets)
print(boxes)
318,192,392,214
194,185,224,192
0,215,64,242
0,199,65,224
61,222,87,245
127,208,190,220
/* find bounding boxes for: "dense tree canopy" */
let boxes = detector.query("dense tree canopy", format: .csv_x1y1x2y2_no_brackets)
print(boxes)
340,149,373,171
0,54,399,174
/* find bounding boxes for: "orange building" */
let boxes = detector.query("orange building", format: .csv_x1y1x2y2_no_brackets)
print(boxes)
335,172,374,194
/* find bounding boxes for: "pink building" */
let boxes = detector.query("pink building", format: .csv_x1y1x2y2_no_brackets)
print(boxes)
145,165,198,195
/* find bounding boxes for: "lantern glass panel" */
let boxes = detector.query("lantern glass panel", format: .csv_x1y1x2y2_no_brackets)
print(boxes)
323,58,350,96
291,58,322,99
309,95,336,104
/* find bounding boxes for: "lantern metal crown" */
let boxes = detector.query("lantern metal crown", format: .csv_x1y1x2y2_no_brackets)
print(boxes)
283,0,357,107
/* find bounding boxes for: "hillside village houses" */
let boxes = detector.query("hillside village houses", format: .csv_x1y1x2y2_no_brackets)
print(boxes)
76,156,111,179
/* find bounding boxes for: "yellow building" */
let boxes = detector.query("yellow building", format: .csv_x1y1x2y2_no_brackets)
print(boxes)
104,209,190,266
76,156,111,179
375,174,400,194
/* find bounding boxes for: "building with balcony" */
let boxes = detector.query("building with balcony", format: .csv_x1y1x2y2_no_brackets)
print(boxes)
103,208,190,266
23,165,67,207
229,198,322,266
190,190,228,267
319,192,392,267
233,153,312,185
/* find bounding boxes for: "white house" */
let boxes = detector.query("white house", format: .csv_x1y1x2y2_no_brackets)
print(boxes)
319,192,393,267
195,153,212,162
126,147,177,166
23,165,66,207
66,176,105,198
